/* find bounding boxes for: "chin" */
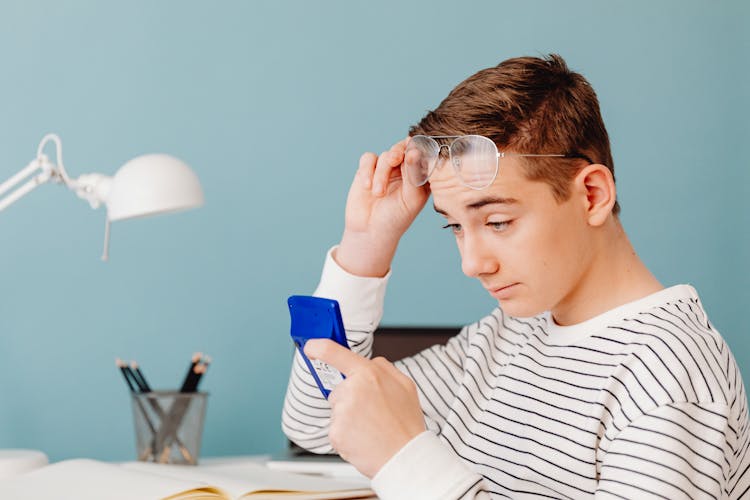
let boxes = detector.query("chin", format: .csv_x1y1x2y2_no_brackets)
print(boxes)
496,298,546,319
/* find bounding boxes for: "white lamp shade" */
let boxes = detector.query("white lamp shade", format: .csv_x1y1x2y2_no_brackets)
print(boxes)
106,154,204,221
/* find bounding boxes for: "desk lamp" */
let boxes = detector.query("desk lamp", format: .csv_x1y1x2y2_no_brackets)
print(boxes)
0,133,204,260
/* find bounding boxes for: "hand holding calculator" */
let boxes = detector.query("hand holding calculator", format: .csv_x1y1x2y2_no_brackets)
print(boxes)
287,295,351,399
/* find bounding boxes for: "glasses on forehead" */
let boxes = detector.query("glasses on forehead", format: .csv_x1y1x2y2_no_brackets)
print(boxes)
404,134,592,190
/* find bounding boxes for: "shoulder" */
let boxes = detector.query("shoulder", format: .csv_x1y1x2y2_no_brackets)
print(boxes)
591,287,750,469
600,285,741,410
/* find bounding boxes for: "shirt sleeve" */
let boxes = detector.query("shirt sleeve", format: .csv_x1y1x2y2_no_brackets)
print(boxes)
596,401,741,499
371,431,491,500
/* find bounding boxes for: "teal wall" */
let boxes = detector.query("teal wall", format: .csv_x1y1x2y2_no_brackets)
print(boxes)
0,1,747,461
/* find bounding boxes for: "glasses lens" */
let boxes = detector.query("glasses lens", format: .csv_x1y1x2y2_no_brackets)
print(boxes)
450,135,498,189
404,136,439,186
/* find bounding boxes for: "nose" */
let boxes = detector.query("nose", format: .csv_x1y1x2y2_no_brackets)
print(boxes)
460,232,499,278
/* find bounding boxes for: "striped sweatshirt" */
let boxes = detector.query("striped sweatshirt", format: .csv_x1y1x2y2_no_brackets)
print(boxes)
282,250,750,499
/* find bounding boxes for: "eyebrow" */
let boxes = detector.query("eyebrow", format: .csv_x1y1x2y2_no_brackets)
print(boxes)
433,196,519,216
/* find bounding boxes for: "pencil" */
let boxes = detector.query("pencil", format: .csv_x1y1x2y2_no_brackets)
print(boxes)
191,358,210,392
182,363,201,393
191,364,205,393
179,352,202,393
160,357,211,461
158,364,204,462
182,357,210,394
130,361,152,393
116,358,138,393
116,358,156,460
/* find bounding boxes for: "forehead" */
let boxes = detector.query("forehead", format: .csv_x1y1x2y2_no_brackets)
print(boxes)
428,156,549,213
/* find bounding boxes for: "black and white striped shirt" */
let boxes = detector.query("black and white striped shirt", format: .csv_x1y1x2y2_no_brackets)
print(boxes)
283,251,750,499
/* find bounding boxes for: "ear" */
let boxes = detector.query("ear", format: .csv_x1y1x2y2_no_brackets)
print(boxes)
572,164,617,227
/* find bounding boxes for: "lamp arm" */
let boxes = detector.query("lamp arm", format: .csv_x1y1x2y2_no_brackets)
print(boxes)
0,134,85,213
0,159,43,198
0,168,55,212
0,155,61,212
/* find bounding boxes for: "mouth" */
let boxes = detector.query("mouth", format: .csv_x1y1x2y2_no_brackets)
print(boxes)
486,283,519,300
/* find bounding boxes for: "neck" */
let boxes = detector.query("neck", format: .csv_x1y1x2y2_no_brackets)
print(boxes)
551,217,663,326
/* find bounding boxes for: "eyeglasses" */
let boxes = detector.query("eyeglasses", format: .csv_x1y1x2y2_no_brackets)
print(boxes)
404,134,591,190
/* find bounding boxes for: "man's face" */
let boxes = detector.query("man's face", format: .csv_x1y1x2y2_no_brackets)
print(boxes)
429,155,593,318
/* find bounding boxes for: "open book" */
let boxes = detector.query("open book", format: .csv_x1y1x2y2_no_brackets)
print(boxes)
0,459,375,500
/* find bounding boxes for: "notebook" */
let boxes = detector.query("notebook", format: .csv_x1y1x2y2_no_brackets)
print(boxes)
0,459,375,500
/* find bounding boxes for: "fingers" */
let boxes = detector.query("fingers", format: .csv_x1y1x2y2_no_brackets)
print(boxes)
356,138,412,197
304,339,368,375
371,149,404,196
357,152,377,190
389,137,409,155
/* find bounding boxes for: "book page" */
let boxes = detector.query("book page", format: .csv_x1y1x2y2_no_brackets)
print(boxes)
0,459,227,500
124,461,373,498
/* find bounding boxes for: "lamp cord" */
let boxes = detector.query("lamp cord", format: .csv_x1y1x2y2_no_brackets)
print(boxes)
102,218,111,262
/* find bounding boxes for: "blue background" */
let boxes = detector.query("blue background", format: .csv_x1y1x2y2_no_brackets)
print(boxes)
0,1,747,461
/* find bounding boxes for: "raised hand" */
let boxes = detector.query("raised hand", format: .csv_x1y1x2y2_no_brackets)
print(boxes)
336,138,430,277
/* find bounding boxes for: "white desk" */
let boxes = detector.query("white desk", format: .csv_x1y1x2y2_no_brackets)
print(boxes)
0,450,48,480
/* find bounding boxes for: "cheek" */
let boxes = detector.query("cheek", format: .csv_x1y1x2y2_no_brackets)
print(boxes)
512,212,583,282
508,217,558,268
525,213,590,292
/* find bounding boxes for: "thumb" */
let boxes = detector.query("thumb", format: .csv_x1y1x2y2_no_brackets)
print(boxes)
304,339,367,376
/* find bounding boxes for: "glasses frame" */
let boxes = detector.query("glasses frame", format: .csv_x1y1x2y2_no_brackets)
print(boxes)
406,134,593,190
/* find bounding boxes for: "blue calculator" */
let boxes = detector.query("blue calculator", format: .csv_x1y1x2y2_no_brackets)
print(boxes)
288,295,350,399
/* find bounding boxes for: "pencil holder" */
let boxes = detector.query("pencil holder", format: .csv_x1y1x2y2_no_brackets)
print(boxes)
131,391,208,465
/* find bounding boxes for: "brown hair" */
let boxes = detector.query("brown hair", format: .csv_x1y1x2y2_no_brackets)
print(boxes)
409,54,620,215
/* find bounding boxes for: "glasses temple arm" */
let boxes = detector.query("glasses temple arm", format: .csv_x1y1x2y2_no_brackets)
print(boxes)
500,152,595,164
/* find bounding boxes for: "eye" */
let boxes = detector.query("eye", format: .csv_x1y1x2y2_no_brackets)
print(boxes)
487,220,512,232
441,223,462,235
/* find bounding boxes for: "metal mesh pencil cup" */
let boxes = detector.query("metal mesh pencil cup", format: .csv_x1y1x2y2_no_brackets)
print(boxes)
131,390,208,465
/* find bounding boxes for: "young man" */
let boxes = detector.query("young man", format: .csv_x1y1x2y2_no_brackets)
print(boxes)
282,55,750,499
